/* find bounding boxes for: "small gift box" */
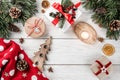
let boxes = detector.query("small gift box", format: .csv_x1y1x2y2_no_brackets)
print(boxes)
24,17,46,38
91,56,112,80
45,0,82,32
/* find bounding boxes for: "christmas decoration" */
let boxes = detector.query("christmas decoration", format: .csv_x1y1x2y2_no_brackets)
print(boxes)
41,9,46,13
0,38,48,80
16,60,28,71
84,0,120,40
91,56,112,80
74,22,97,44
102,44,115,56
32,36,52,71
110,20,120,31
48,67,53,73
9,7,21,19
8,23,21,32
0,0,37,38
97,37,104,43
19,38,24,44
24,17,46,38
45,0,82,32
42,0,50,9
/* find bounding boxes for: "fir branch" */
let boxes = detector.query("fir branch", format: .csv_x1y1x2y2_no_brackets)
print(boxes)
0,0,37,24
59,18,66,28
0,17,9,38
0,0,38,38
61,0,73,8
84,0,120,40
59,0,73,28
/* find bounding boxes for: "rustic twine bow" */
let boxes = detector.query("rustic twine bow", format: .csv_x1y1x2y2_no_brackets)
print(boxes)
51,2,81,25
27,19,43,36
95,60,112,75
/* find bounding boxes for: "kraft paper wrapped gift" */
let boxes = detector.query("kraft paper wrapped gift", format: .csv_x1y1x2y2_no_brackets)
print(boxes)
91,56,112,80
24,17,46,38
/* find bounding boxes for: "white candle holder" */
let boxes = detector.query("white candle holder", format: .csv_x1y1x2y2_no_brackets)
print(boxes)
74,22,97,44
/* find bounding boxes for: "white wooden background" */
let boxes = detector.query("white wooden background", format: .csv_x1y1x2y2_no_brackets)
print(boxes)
10,0,120,80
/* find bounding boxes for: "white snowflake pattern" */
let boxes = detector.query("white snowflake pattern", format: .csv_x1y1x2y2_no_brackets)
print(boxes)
4,72,9,77
22,73,27,78
37,71,41,75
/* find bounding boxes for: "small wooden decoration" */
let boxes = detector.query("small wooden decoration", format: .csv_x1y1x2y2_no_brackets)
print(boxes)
102,44,115,56
42,0,50,9
74,22,97,44
32,36,52,71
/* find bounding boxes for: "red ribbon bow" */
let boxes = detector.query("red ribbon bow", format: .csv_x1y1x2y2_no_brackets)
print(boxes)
52,2,81,25
27,19,43,36
95,60,112,75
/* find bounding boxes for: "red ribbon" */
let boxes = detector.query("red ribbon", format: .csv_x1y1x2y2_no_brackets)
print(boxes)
95,60,112,75
27,19,43,36
52,2,81,25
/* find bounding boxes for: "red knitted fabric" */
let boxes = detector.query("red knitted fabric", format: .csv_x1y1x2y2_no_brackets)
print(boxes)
0,38,48,80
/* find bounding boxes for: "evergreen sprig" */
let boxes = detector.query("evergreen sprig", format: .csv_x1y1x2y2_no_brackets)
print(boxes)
84,0,120,40
60,0,73,28
0,17,9,38
0,0,37,38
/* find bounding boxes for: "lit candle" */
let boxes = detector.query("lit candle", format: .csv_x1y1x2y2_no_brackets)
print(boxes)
80,31,90,39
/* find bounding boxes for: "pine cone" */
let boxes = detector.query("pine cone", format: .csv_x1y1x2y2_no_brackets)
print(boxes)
9,7,21,18
110,20,120,31
8,23,21,32
17,60,28,71
95,7,106,14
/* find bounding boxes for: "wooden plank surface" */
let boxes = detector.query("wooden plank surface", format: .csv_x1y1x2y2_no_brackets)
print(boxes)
10,14,107,39
12,39,120,65
7,0,120,80
44,65,120,80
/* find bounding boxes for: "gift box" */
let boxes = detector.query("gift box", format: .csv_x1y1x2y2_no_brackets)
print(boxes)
91,56,112,80
45,0,82,32
24,17,46,38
